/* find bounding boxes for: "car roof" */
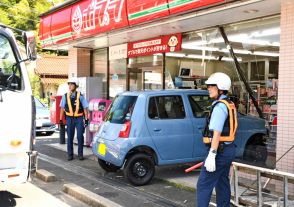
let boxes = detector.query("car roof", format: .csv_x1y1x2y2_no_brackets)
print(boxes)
119,89,209,96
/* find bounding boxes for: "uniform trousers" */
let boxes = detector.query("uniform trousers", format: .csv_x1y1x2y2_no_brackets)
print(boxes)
66,116,84,157
196,143,236,207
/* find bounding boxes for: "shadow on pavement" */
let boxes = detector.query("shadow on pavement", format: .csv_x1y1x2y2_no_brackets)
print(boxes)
0,191,21,207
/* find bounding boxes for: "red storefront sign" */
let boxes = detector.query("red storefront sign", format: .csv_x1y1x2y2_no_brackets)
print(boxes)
127,0,169,26
168,0,225,14
127,34,182,57
39,0,225,47
71,0,129,40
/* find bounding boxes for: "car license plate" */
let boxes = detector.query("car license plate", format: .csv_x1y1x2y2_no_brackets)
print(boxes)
98,143,106,156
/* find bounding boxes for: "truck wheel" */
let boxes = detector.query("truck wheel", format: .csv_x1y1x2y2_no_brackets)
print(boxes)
123,153,155,186
244,144,267,164
98,158,120,172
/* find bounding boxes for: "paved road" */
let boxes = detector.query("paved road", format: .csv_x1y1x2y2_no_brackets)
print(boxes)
33,132,196,207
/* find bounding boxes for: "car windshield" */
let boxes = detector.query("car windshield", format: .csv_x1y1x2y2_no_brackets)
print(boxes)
34,97,45,108
0,34,22,91
104,95,138,124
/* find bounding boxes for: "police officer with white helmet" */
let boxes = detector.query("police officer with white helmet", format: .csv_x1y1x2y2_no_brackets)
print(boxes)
196,72,238,206
59,77,89,161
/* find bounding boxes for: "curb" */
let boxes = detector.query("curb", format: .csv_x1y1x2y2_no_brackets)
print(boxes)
36,169,56,182
63,183,123,207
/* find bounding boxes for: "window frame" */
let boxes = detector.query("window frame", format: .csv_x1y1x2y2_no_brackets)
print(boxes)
148,95,186,120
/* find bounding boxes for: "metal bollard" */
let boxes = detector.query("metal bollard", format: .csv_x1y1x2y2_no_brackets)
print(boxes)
59,124,65,144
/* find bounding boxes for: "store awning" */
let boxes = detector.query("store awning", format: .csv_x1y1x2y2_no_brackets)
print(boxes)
39,0,226,48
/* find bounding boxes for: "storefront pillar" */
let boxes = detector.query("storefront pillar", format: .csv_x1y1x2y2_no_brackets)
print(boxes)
276,0,294,193
162,53,166,90
106,47,110,99
68,47,91,77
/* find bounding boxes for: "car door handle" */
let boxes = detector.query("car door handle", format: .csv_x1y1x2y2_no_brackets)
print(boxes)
153,128,162,132
197,126,204,130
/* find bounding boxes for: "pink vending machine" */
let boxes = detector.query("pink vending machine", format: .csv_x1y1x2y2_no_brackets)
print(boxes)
88,99,112,145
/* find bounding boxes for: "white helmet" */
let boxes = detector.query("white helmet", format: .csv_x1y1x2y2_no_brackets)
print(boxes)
205,72,231,91
67,77,79,87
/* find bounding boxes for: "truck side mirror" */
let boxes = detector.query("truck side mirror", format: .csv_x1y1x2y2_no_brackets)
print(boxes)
24,31,37,61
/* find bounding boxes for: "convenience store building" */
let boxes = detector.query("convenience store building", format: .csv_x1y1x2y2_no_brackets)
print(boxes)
39,0,293,190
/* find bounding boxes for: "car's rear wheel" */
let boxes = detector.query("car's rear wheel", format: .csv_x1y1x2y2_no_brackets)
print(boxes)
98,158,120,172
123,153,155,186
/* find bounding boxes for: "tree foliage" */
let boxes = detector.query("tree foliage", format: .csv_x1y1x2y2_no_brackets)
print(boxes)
1,0,65,99
0,0,65,38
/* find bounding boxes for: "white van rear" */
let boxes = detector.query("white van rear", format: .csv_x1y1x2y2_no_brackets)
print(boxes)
0,25,37,183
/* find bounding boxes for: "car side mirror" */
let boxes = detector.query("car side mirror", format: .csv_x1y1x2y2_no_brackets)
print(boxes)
24,31,37,61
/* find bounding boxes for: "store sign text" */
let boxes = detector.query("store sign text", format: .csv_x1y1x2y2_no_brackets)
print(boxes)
71,0,128,37
40,0,224,47
128,34,182,57
109,43,128,60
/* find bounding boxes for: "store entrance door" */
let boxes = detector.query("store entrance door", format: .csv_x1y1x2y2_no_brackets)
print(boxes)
127,67,163,91
127,68,142,91
143,66,162,90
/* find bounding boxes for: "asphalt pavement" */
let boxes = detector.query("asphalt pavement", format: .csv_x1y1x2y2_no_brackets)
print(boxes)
32,133,198,207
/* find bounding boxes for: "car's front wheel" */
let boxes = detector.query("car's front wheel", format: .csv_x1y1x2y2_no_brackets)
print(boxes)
244,143,268,165
98,158,120,172
123,153,155,186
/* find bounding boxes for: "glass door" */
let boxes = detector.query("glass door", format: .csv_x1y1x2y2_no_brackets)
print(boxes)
127,68,142,91
143,66,163,90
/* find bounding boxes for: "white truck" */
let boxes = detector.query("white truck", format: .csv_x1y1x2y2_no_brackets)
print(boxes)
0,24,37,183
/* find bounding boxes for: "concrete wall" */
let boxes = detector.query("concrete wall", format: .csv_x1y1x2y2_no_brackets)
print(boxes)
276,0,294,193
68,47,91,77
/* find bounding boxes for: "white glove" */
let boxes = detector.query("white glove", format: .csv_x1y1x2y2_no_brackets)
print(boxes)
204,149,216,172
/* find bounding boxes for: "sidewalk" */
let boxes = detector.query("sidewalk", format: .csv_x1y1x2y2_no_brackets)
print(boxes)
0,182,70,207
48,143,200,190
48,143,294,205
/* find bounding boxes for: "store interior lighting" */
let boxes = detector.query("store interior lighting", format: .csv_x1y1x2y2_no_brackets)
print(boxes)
181,26,280,58
183,27,280,48
165,53,242,62
181,45,279,57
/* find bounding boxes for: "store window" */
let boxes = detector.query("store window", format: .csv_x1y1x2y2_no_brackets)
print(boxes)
164,16,280,168
148,96,185,119
92,48,107,98
109,59,127,99
128,55,164,90
250,61,265,81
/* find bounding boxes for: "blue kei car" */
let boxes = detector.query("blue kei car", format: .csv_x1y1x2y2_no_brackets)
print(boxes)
92,90,267,186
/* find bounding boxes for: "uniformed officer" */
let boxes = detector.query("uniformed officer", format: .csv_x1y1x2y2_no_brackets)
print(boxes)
59,77,89,161
197,72,238,207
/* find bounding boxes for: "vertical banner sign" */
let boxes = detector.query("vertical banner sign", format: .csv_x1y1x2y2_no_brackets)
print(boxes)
109,43,128,60
127,34,182,57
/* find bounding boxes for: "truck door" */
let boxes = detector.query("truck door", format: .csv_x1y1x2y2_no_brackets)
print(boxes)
146,95,194,161
0,29,35,183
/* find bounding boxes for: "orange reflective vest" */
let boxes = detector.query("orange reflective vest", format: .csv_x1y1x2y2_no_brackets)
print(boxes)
203,99,238,144
64,91,84,117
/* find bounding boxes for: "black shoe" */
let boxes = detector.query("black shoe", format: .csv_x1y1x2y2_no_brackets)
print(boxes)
68,156,73,161
78,156,84,160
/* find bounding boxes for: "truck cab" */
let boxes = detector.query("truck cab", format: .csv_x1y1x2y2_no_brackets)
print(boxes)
0,24,37,183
